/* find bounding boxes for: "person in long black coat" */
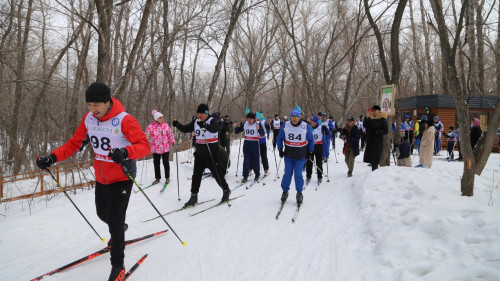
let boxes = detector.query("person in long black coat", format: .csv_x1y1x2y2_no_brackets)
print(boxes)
363,105,389,171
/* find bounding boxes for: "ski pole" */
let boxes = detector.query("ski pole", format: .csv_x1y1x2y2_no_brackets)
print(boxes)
272,147,279,178
200,127,231,206
274,157,282,181
307,157,325,174
42,165,105,243
120,163,186,246
173,126,180,201
235,129,243,177
225,131,234,174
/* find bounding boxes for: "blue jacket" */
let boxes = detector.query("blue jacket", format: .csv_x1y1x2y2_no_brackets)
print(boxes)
234,121,265,153
341,125,360,156
277,120,314,159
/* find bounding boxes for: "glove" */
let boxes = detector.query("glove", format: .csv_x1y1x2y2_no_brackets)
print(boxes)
172,120,180,127
278,149,285,158
36,154,57,170
321,126,328,134
109,148,128,164
197,120,205,128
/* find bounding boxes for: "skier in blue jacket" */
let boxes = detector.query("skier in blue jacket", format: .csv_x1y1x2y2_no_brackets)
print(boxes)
277,108,315,204
234,112,265,183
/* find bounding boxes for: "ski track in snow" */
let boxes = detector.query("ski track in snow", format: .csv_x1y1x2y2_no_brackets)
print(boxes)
1,139,500,280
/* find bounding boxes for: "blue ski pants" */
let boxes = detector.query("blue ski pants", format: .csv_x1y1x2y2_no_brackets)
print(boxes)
322,135,331,158
281,157,306,192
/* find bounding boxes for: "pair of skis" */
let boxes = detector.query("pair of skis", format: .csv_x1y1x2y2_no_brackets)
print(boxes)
134,181,168,193
142,199,216,223
276,202,302,223
31,229,168,281
189,195,245,216
305,179,322,191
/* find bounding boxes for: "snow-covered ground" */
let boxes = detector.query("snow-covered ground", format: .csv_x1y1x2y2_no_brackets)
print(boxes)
1,138,500,281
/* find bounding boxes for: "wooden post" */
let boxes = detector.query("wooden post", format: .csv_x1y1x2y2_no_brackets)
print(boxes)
40,173,44,196
0,176,3,200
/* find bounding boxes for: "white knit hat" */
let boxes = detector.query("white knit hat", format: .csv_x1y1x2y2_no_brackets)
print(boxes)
152,110,163,121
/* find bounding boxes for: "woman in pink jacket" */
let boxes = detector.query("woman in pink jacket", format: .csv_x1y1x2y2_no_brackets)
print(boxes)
146,110,176,185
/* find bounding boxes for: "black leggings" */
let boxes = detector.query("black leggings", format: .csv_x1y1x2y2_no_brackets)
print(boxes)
95,180,133,267
153,152,170,179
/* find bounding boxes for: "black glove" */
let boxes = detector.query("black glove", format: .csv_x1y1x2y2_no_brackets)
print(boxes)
36,154,57,170
109,148,128,164
172,120,180,127
278,149,285,158
321,126,328,134
197,120,205,128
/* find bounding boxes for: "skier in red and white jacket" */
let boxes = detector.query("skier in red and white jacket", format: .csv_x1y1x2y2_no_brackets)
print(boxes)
36,82,149,281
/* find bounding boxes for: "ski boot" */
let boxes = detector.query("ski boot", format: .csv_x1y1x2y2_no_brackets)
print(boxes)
281,191,288,203
151,178,160,185
221,189,231,203
108,265,125,281
184,193,198,208
296,192,303,204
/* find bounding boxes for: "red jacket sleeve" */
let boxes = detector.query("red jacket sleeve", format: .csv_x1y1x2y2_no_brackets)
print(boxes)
51,113,90,162
122,114,150,159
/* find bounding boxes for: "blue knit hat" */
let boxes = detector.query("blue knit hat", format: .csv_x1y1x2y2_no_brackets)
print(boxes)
310,116,319,124
290,108,301,118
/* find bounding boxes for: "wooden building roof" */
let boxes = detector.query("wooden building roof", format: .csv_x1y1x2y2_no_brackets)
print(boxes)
398,95,498,110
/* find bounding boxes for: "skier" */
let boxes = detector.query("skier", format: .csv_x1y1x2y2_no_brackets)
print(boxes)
36,82,150,281
277,108,314,204
256,112,270,175
340,116,360,177
233,112,265,183
319,113,334,162
328,115,340,150
305,116,325,183
272,114,283,150
145,110,175,185
172,104,231,208
357,115,367,151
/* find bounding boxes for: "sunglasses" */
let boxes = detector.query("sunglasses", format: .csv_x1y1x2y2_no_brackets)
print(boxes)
291,116,299,119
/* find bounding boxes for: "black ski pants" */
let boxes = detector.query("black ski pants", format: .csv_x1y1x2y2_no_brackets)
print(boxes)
306,144,323,179
153,152,170,180
260,142,270,172
95,180,133,267
273,129,280,149
191,152,229,194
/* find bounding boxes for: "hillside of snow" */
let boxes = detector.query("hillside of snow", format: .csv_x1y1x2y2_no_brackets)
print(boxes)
1,138,500,281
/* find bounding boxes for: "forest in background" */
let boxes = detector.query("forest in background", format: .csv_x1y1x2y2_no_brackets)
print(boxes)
0,0,499,195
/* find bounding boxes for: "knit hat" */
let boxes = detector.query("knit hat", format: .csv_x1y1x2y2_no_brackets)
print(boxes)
85,82,111,103
152,110,163,121
321,112,327,117
283,116,288,119
317,112,322,116
290,108,301,118
247,112,256,119
347,116,355,121
197,104,209,114
310,116,319,124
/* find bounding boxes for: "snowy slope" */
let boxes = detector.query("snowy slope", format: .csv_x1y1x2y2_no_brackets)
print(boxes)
1,138,500,281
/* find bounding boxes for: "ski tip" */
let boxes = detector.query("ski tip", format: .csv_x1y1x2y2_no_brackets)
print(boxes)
182,241,187,246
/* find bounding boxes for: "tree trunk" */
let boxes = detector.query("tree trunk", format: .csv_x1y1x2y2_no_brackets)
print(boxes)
207,0,246,106
95,0,114,83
